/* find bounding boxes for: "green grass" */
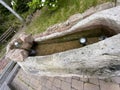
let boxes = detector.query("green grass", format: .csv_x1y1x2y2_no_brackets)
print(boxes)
25,0,112,35
0,43,7,59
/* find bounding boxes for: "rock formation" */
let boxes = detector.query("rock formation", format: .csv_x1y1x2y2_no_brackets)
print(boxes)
17,4,120,77
6,33,34,61
18,34,120,76
6,3,120,77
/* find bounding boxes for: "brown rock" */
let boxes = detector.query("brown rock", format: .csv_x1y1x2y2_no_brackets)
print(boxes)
19,33,34,44
6,33,34,61
6,33,34,53
6,39,19,53
67,13,83,24
82,2,114,18
6,49,28,62
82,7,96,18
21,42,32,50
19,6,120,76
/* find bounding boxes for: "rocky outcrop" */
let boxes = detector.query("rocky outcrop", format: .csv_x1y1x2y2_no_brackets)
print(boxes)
18,6,120,77
6,49,28,62
19,34,34,44
6,33,34,62
18,34,120,76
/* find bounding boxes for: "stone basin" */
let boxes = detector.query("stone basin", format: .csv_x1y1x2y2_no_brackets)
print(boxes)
7,5,120,77
33,27,115,56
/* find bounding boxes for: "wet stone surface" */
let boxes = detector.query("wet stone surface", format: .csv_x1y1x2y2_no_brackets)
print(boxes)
34,28,112,56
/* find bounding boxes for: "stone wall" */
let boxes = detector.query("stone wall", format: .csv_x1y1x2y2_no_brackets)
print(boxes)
18,6,120,77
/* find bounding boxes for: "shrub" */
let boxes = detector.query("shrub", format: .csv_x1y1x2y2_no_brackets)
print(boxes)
11,0,30,13
27,0,59,12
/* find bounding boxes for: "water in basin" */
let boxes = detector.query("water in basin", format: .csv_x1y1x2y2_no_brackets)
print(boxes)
31,27,115,56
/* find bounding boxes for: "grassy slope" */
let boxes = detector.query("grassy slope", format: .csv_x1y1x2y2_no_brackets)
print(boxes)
25,0,112,35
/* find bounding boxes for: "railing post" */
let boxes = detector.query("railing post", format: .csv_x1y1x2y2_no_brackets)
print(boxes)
0,0,24,22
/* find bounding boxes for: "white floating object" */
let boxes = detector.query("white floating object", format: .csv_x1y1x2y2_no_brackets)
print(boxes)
14,41,19,47
79,37,87,44
99,35,107,41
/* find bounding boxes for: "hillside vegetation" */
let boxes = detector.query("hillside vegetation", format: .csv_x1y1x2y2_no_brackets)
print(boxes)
24,0,112,35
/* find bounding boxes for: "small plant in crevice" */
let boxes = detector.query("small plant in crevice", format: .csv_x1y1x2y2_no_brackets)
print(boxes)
27,0,59,12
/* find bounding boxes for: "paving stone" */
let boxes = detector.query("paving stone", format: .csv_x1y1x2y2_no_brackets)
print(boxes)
0,59,10,72
11,69,120,90
57,88,62,90
111,77,120,84
41,86,48,90
37,85,42,90
32,78,40,88
15,77,29,90
72,76,80,80
53,78,61,88
61,81,71,90
79,75,89,82
31,75,40,80
1,83,11,90
80,78,89,82
40,77,48,86
72,79,83,90
47,76,52,80
65,77,72,83
11,80,21,90
18,72,24,79
41,76,48,80
48,77,55,82
29,78,39,89
20,70,28,77
71,88,77,90
45,80,52,89
39,77,43,85
15,72,21,78
52,86,58,90
57,77,66,81
89,78,99,85
84,83,99,90
18,85,28,90
20,76,30,84
28,86,34,90
100,80,120,90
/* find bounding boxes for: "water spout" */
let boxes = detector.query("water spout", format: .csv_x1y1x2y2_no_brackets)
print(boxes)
0,0,24,22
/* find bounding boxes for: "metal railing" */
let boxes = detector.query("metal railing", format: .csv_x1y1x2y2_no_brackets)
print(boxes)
0,61,20,90
0,27,16,43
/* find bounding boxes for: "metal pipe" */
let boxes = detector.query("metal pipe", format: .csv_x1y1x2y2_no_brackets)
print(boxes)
0,0,24,22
